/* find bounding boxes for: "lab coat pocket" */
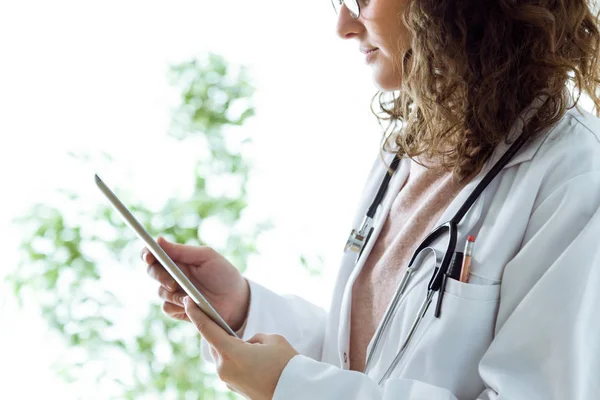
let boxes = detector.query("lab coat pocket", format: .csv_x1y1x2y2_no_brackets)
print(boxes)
443,276,500,301
394,277,501,400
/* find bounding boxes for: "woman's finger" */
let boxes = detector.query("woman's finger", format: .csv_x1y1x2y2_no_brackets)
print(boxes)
225,383,243,395
162,301,190,322
183,296,234,352
146,263,177,292
247,333,268,344
209,346,218,361
158,285,185,306
157,236,216,265
140,247,156,264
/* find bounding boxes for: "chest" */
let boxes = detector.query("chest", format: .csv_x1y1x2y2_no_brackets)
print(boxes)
352,164,473,316
330,160,543,397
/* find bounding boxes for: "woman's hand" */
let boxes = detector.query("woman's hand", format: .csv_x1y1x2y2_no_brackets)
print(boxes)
183,296,299,400
141,237,250,331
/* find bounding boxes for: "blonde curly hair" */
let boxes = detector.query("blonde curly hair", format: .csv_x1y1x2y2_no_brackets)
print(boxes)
374,0,600,179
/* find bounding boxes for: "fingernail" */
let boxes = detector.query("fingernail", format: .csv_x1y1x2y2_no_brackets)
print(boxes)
141,251,147,262
183,296,190,306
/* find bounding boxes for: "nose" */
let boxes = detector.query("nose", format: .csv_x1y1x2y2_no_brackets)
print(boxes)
336,6,362,40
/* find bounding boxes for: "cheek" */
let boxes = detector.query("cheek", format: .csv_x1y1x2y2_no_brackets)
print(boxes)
371,40,409,91
381,23,410,60
375,32,411,89
362,4,411,91
366,2,411,57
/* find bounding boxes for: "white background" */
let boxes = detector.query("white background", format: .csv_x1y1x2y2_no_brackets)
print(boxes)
0,0,382,397
1,1,596,398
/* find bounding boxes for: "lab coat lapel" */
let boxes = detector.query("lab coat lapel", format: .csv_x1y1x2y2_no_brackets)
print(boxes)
427,92,554,238
336,91,553,367
398,92,554,278
337,156,410,362
487,93,552,169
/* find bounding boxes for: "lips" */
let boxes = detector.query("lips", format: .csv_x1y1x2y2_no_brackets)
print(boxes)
361,47,379,54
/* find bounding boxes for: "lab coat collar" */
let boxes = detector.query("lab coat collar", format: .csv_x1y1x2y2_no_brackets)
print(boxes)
394,89,562,279
432,90,560,245
339,89,568,366
491,87,574,170
355,91,561,366
383,89,561,173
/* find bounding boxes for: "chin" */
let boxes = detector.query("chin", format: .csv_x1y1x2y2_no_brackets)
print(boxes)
373,74,402,92
372,65,402,92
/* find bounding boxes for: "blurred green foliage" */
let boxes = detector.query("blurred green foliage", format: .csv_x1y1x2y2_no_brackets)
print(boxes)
6,53,276,399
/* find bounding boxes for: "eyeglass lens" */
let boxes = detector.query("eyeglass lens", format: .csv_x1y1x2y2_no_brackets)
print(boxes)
331,0,360,18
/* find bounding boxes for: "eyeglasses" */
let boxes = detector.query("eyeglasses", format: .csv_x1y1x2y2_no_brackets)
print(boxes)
330,0,360,19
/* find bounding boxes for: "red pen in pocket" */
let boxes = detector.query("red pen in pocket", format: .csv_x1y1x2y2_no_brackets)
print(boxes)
459,236,475,283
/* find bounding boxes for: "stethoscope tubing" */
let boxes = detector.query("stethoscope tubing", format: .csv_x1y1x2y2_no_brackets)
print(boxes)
359,131,531,383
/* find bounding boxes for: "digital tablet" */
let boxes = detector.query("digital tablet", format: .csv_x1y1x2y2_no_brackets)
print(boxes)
94,173,238,338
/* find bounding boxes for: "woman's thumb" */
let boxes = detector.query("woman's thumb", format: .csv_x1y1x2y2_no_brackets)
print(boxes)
156,236,171,248
156,236,214,265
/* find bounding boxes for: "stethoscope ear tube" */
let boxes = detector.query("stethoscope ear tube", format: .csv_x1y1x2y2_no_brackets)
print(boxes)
357,227,374,262
377,289,437,385
363,247,438,376
451,132,530,225
355,111,541,384
366,156,402,218
434,251,463,318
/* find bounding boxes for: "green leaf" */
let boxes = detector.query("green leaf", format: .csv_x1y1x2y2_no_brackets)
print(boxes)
6,52,285,399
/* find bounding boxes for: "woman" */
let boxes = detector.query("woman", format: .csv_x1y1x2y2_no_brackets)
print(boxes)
141,0,600,398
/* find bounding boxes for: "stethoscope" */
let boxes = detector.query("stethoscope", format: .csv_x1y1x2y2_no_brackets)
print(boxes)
344,130,531,385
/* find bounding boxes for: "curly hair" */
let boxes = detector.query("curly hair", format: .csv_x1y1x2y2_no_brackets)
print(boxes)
374,0,600,179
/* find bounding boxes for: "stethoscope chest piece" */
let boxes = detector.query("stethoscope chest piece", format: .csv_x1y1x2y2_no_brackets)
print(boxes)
345,228,366,253
348,126,534,385
345,215,375,262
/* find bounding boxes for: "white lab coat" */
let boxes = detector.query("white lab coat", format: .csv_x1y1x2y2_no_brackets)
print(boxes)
201,90,600,399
